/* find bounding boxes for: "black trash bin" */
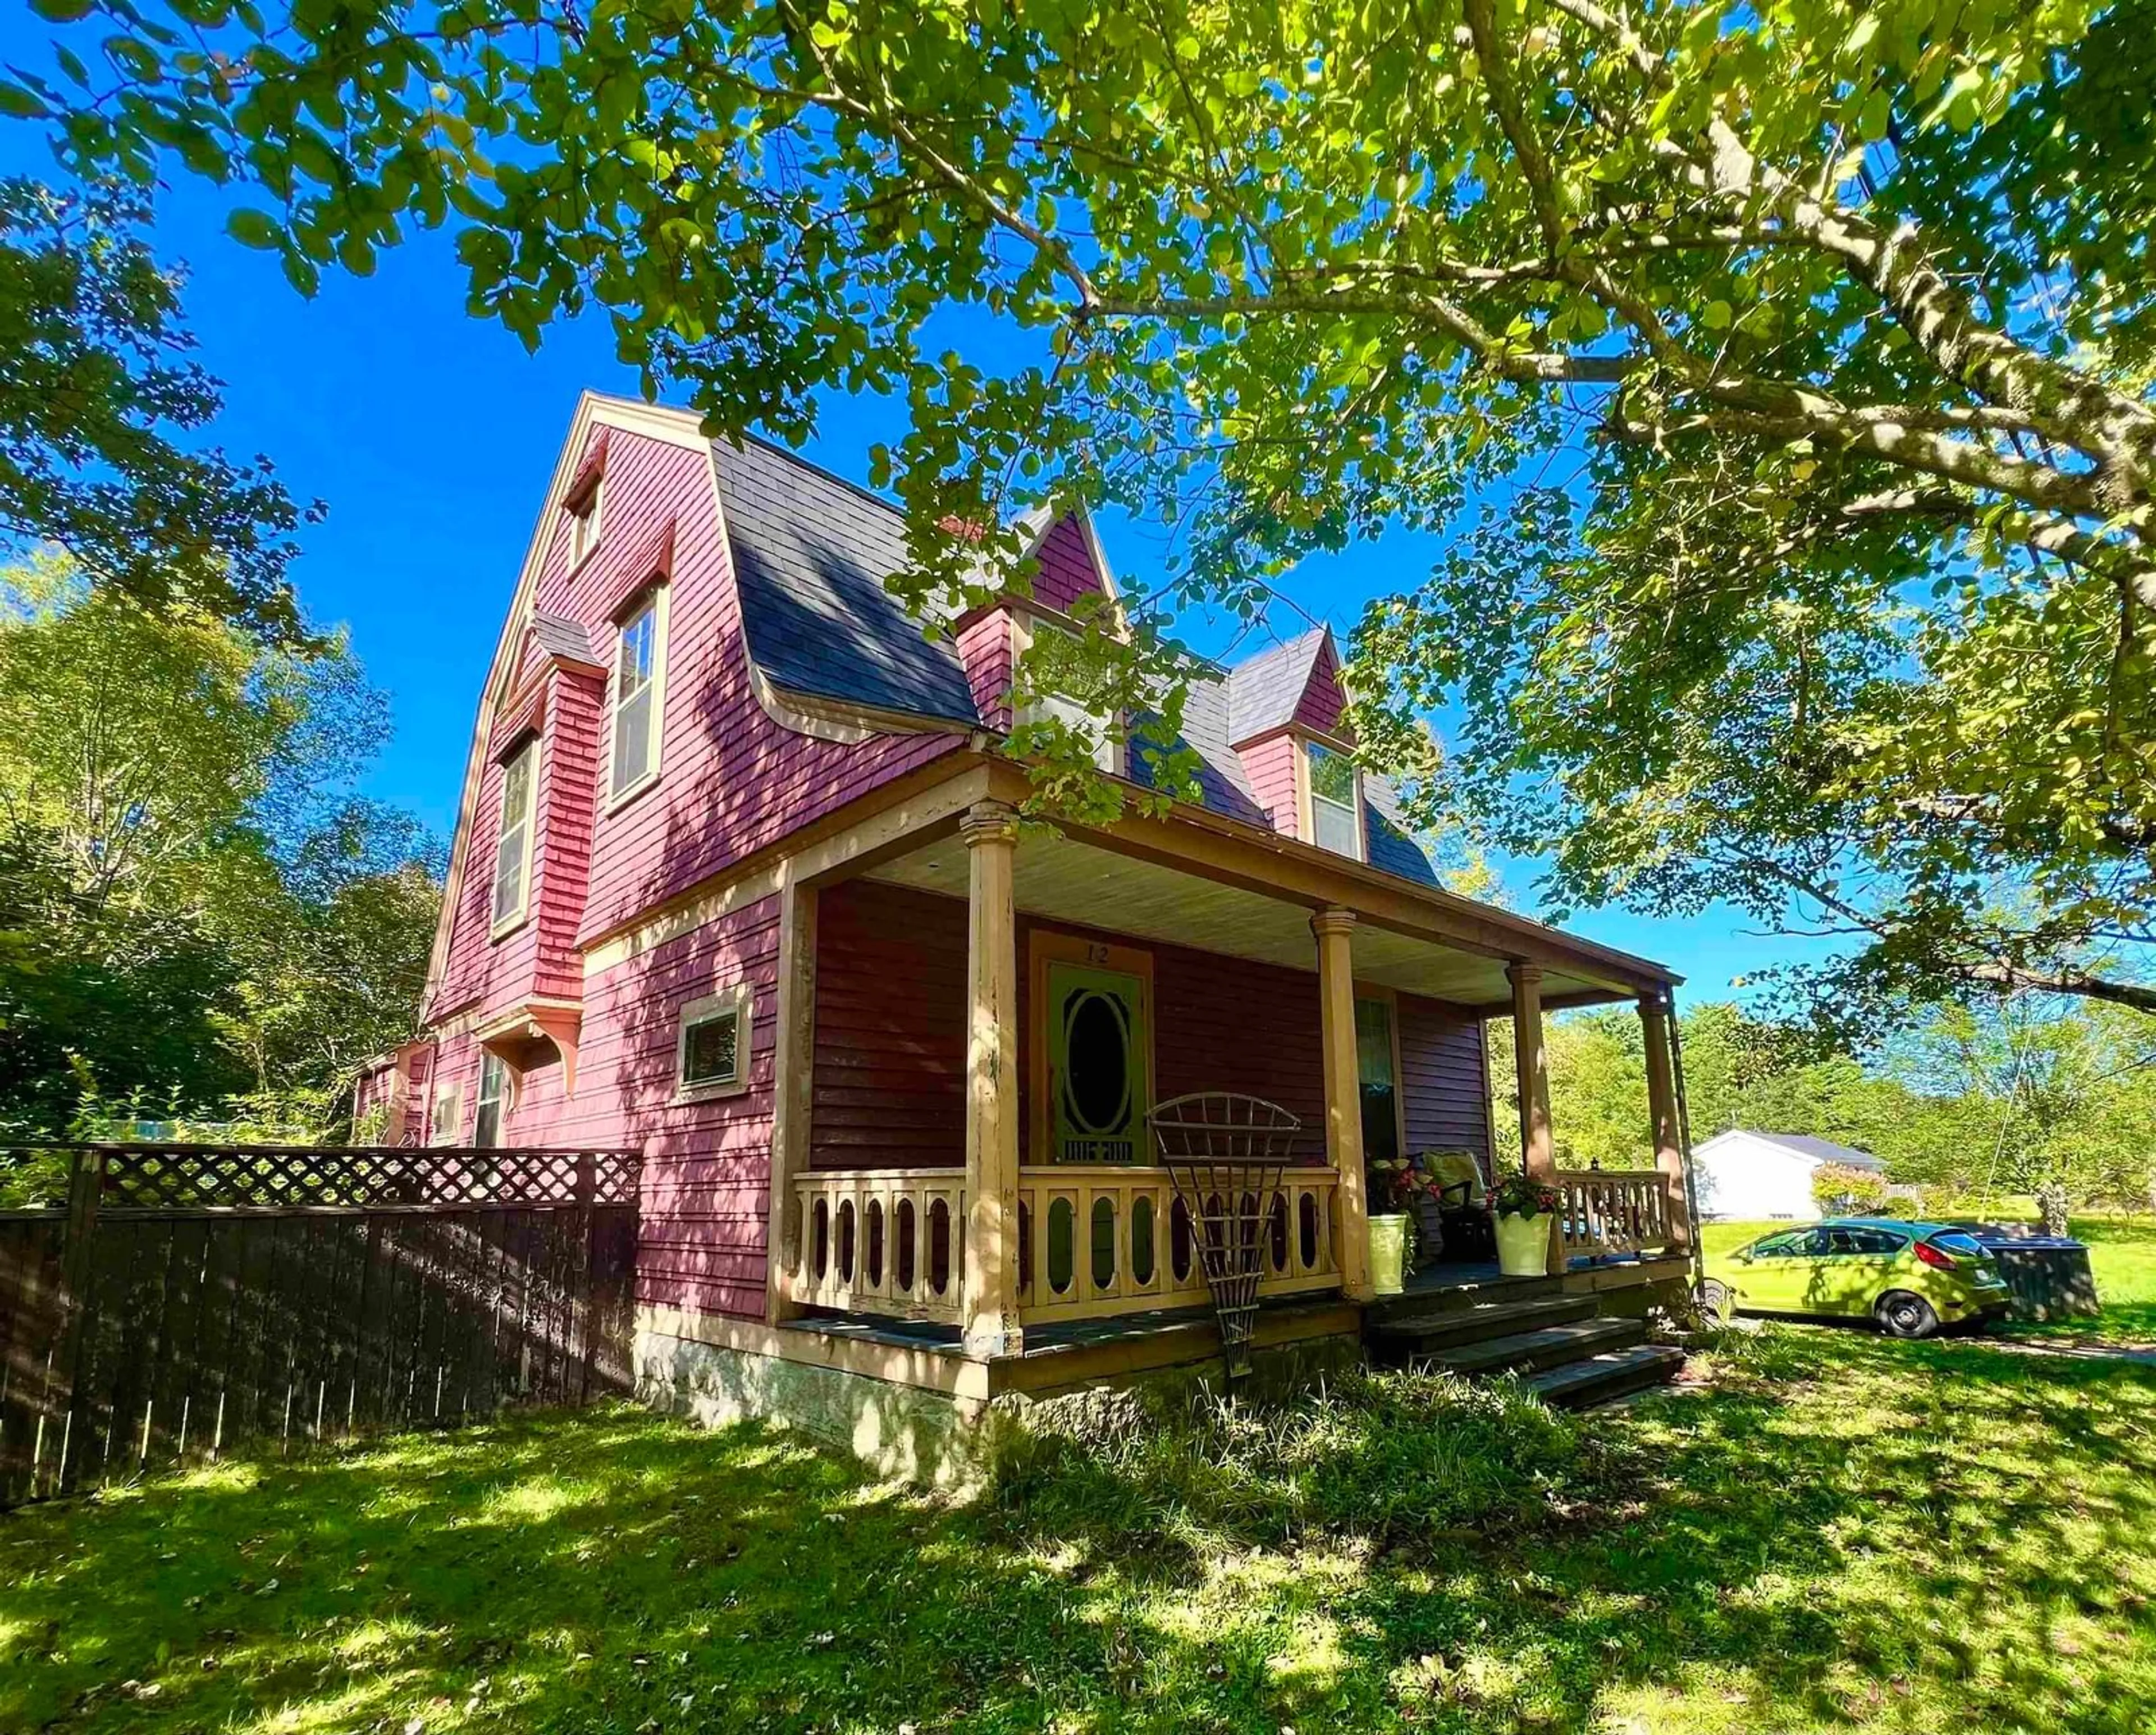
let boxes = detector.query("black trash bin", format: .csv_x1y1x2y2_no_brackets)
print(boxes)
1966,1228,2102,1322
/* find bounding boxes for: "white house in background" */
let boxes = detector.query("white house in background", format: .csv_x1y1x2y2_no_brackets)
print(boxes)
1691,1130,1889,1221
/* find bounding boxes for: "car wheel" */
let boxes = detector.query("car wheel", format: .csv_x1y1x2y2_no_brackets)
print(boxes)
1875,1290,1940,1339
1698,1279,1734,1324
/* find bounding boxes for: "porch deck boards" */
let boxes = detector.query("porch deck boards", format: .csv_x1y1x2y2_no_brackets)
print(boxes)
783,1293,1346,1361
782,1251,1672,1361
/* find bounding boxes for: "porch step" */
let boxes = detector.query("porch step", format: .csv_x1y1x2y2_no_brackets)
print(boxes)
1522,1343,1687,1409
1363,1272,1563,1325
1418,1315,1647,1377
1367,1294,1601,1359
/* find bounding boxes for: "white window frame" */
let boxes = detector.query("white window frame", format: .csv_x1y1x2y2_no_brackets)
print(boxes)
1304,739,1365,860
1016,614,1120,775
490,735,540,937
473,1051,510,1148
676,983,753,1101
429,1080,464,1146
606,584,668,809
568,479,602,567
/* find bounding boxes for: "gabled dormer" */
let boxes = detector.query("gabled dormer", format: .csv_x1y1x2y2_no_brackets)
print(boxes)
1222,626,1368,858
952,504,1125,765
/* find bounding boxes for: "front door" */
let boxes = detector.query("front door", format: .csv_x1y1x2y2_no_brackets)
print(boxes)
1047,962,1148,1165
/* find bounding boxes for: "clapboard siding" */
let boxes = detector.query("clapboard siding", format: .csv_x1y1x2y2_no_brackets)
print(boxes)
1399,994,1493,1173
573,432,964,944
805,884,1487,1173
810,881,967,1171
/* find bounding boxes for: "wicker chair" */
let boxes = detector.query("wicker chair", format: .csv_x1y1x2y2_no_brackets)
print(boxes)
1423,1149,1497,1262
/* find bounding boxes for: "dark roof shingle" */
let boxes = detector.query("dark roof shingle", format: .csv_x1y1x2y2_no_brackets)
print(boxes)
713,437,981,726
707,437,1442,886
1226,629,1328,741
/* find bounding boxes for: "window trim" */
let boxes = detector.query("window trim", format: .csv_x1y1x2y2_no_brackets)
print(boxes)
1301,737,1365,862
428,1080,464,1147
567,477,603,570
604,582,669,813
473,1050,511,1148
1353,983,1409,1166
1014,609,1122,776
489,734,541,940
675,982,753,1102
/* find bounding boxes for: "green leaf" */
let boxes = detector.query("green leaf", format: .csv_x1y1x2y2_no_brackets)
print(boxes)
225,207,282,250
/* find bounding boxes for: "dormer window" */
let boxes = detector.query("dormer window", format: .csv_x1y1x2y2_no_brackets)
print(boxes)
609,587,666,802
491,736,538,933
1308,741,1363,859
1020,619,1118,774
568,481,601,566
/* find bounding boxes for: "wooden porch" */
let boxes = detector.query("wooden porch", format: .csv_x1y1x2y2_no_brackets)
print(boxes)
761,774,1694,1372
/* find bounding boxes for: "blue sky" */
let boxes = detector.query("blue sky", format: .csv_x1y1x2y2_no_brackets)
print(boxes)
0,95,1837,1007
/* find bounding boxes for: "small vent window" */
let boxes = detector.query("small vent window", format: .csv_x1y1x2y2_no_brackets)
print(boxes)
678,985,753,1098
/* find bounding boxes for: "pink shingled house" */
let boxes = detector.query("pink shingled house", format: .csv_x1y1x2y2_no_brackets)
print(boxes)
359,394,1695,1480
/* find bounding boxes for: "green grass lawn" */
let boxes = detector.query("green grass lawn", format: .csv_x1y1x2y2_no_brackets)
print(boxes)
5,1327,2156,1733
1703,1215,2156,1344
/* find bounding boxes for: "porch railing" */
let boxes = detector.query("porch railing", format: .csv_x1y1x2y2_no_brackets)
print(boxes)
793,1169,967,1325
1552,1166,1674,1260
792,1164,1346,1327
1018,1165,1341,1324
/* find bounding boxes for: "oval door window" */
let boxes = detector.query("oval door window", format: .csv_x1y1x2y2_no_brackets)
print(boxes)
1065,992,1130,1131
1049,962,1146,1165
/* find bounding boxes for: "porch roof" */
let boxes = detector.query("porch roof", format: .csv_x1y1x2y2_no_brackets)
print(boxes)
862,811,1673,1012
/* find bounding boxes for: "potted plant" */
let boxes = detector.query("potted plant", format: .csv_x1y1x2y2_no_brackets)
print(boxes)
1490,1172,1561,1276
1364,1154,1440,1294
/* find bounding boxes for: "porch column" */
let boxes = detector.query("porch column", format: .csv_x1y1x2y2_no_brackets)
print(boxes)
764,872,816,1325
1638,994,1693,1256
1312,907,1373,1303
1506,962,1555,1181
961,800,1023,1358
1507,962,1563,1275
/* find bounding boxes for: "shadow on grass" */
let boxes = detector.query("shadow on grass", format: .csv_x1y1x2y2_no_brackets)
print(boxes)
4,1332,2155,1733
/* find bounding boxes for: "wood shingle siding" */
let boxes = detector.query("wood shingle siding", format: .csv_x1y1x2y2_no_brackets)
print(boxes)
1236,733,1301,837
1030,512,1106,614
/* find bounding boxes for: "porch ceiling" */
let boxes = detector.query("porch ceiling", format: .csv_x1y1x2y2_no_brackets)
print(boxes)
862,825,1630,1011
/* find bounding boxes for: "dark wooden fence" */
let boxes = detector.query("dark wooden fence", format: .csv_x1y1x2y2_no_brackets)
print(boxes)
0,1142,641,1507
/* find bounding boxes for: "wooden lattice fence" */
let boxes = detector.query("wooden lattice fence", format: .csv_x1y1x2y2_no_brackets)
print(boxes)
0,1143,640,1507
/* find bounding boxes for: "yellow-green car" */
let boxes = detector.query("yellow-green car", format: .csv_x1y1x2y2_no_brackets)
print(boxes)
1701,1219,2012,1338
